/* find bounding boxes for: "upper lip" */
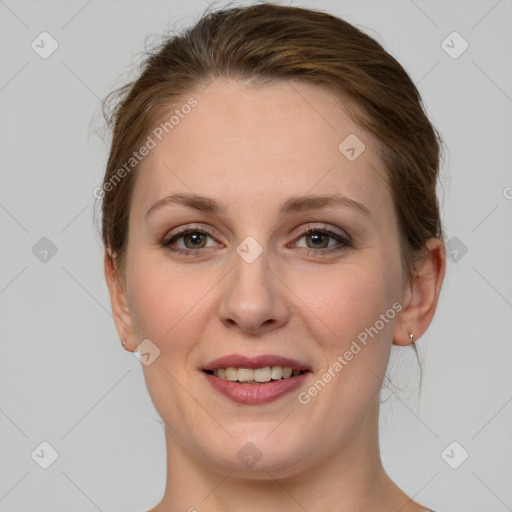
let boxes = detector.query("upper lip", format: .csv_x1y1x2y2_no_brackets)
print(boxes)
203,354,311,372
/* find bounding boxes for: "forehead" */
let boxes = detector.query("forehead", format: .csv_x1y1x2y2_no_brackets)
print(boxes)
131,78,392,219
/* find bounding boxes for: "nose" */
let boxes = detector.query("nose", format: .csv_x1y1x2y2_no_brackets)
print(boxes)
217,246,289,336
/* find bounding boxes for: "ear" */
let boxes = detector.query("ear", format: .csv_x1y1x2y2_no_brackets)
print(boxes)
104,250,136,352
393,237,446,346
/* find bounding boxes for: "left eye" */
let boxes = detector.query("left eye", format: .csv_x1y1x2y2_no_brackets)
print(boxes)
295,230,339,249
293,228,350,252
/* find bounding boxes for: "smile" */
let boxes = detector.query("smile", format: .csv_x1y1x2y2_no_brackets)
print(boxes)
206,365,304,383
202,354,312,404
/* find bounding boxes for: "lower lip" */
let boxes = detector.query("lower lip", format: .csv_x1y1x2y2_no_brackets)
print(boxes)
203,372,309,405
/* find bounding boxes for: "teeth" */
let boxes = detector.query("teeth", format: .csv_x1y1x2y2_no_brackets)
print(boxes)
225,367,237,381
254,367,271,382
212,365,301,383
271,365,283,379
237,368,253,382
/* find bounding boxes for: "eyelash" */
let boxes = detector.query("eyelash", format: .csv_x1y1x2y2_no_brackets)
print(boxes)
161,225,352,257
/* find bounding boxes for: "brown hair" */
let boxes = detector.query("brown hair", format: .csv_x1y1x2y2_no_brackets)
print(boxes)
100,2,444,285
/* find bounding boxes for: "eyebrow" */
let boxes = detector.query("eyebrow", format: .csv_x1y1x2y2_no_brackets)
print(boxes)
145,192,371,218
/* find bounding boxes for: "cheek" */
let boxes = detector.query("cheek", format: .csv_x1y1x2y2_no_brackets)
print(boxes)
293,262,401,413
128,264,195,337
125,250,221,361
288,258,401,349
125,257,215,429
290,261,401,418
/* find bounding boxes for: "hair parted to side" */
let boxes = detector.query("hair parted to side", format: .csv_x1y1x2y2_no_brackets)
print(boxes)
100,2,444,285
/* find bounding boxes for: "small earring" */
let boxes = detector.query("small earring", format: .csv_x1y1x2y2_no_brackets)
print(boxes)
122,339,127,348
409,333,414,344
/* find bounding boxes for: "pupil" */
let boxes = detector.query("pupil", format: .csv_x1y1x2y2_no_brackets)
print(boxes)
308,232,327,248
186,233,205,248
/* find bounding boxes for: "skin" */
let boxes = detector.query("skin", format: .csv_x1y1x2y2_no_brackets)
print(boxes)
105,78,445,511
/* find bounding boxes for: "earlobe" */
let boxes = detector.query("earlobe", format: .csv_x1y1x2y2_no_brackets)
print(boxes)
393,237,446,346
104,250,135,351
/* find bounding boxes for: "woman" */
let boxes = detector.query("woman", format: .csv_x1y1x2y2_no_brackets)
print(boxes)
100,3,446,511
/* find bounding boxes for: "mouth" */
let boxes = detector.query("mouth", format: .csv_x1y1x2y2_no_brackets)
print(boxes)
203,366,308,383
202,355,312,404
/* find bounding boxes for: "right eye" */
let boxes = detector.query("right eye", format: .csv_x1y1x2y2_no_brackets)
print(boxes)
162,226,220,254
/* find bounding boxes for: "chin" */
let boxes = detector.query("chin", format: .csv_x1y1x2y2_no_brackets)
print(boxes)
196,431,312,478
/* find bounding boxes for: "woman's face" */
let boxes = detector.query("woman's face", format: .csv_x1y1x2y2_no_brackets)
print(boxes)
119,78,407,476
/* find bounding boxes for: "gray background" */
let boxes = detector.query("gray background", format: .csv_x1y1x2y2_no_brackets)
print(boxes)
0,0,511,511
